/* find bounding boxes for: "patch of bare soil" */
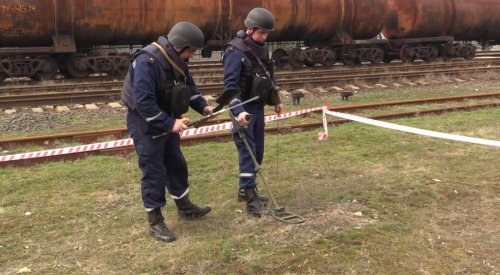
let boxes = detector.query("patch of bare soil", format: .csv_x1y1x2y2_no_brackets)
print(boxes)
262,201,377,243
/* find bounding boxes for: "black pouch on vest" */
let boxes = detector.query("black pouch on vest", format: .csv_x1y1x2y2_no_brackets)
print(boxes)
266,87,281,106
250,74,273,105
170,82,191,117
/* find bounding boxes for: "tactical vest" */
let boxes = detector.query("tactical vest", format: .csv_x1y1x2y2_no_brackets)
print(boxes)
121,43,191,117
226,38,275,104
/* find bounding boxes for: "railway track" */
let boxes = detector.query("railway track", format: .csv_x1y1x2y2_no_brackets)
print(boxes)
1,57,499,91
1,59,499,108
0,51,499,88
1,101,497,167
194,59,500,83
1,92,499,154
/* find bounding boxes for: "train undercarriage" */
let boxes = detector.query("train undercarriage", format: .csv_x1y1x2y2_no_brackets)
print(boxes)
0,49,131,82
0,37,483,83
271,37,478,69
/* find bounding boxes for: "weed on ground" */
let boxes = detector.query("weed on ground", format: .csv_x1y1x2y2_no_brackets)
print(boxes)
1,106,499,274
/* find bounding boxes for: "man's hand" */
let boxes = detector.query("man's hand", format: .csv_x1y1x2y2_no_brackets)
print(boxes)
237,112,251,127
203,106,214,116
172,118,190,133
274,103,283,114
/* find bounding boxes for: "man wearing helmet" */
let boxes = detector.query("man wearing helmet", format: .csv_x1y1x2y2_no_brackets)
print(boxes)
121,22,214,243
222,8,283,217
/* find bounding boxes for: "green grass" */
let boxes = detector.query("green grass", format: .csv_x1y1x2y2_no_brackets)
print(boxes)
1,105,499,274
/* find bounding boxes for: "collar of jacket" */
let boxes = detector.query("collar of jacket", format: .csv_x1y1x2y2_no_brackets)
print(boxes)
156,36,189,73
229,30,269,60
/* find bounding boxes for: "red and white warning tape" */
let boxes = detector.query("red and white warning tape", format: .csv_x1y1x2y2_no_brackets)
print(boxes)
320,107,500,147
0,138,134,163
317,104,330,141
1,107,322,163
3,104,497,164
181,106,323,138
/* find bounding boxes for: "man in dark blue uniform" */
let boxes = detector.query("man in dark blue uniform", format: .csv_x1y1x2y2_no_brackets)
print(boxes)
222,8,283,217
121,22,214,242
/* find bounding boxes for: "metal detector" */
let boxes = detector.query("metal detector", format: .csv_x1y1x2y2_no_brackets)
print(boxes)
188,88,263,128
229,112,306,224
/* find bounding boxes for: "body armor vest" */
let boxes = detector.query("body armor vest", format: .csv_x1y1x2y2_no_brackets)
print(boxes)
226,36,275,104
121,42,191,117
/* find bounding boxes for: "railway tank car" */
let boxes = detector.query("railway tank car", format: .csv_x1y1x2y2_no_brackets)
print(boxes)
250,0,390,68
382,0,500,62
0,0,221,82
1,0,500,83
0,0,391,81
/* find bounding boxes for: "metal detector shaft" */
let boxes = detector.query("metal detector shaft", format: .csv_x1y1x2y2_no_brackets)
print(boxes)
246,148,281,209
229,112,305,224
188,96,260,128
231,114,281,210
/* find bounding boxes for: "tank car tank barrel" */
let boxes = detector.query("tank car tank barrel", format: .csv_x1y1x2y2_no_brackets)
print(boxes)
383,0,500,42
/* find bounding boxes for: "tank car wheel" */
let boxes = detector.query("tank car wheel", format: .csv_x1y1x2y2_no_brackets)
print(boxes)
289,49,305,69
342,54,359,66
65,54,91,78
399,45,415,63
423,47,438,62
440,45,453,61
440,50,452,61
461,45,476,60
33,56,58,81
321,50,336,67
272,49,288,69
370,49,384,64
113,52,131,77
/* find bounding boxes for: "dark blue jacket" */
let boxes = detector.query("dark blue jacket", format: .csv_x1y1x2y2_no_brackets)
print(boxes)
222,31,275,115
123,36,207,135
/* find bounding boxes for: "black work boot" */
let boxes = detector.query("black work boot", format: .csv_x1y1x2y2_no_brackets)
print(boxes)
174,195,211,220
244,188,271,217
237,187,269,203
147,208,176,243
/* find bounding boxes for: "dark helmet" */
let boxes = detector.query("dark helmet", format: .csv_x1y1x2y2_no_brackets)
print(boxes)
244,7,275,31
167,21,204,49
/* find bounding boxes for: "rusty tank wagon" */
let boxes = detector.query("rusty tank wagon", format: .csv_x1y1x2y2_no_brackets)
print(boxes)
1,0,499,82
383,0,500,62
0,0,222,81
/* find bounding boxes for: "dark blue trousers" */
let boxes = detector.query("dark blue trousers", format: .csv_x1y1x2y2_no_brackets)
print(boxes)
232,103,265,189
127,110,189,209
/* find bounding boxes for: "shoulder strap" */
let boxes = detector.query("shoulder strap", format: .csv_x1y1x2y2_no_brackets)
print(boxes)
152,42,186,79
241,40,271,78
136,46,170,85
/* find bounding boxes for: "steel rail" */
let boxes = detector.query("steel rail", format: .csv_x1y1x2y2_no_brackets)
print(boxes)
1,102,497,168
2,59,499,95
2,92,499,150
4,64,500,108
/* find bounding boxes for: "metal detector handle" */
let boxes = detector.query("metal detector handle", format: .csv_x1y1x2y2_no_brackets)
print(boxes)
235,113,253,135
233,113,253,138
244,113,253,123
188,96,260,129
